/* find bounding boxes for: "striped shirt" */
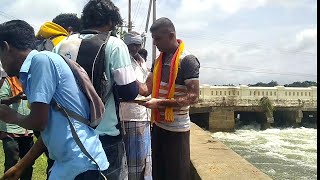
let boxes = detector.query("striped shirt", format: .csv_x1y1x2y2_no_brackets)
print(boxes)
152,50,200,132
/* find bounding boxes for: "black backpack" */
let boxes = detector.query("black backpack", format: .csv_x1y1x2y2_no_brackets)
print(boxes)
57,30,112,104
56,30,123,133
77,30,112,104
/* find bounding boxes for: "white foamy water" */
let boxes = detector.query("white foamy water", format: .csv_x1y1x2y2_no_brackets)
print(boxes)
212,126,317,180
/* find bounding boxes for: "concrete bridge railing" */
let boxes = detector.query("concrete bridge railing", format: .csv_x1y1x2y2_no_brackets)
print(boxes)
190,85,317,132
199,85,317,108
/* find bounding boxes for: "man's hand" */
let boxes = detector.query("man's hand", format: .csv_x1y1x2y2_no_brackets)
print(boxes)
137,73,153,97
140,98,162,109
1,137,46,180
0,104,18,124
0,165,23,180
13,92,27,101
19,93,27,100
0,92,27,106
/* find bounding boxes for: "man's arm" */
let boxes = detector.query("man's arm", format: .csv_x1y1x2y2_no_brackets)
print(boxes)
1,137,46,180
1,53,58,131
0,92,25,106
116,81,139,101
142,79,199,109
141,54,200,108
0,102,49,131
137,72,153,97
110,39,139,101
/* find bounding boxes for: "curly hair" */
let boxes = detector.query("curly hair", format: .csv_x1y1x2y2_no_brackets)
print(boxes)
0,20,35,50
81,0,123,30
52,13,81,32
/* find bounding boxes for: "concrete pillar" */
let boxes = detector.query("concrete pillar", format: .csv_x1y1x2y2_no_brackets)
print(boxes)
256,112,272,130
202,85,211,100
209,110,235,132
239,85,249,99
296,110,303,123
282,110,303,127
275,86,285,101
311,86,317,101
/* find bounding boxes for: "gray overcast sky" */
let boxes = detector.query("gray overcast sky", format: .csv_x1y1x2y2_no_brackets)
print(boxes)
0,0,317,85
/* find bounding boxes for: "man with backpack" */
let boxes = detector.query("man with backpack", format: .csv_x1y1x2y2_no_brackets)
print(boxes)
0,20,108,180
53,0,139,179
35,13,81,51
34,13,82,178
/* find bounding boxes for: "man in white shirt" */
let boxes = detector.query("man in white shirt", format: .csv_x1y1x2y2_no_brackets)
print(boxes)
121,32,152,180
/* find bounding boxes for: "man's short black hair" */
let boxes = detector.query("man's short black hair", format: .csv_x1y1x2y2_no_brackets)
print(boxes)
0,20,35,50
52,13,81,32
81,0,123,30
150,17,175,33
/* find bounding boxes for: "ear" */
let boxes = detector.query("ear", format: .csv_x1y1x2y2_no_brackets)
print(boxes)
67,27,74,35
168,32,176,40
0,41,10,53
108,19,115,30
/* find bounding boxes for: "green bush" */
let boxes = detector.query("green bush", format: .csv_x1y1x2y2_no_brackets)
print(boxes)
0,139,47,180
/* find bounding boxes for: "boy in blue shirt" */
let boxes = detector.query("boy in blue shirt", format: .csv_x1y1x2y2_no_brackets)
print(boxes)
0,20,108,180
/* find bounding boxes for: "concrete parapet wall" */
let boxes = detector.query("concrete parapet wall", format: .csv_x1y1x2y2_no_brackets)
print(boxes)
190,123,272,180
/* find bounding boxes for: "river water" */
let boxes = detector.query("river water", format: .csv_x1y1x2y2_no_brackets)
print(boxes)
212,125,317,180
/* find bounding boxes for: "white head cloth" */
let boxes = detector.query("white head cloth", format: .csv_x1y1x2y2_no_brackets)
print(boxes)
124,32,143,45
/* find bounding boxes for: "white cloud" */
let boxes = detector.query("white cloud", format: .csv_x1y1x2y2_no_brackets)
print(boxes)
1,0,85,32
295,28,317,50
283,28,317,54
175,0,309,18
0,0,317,85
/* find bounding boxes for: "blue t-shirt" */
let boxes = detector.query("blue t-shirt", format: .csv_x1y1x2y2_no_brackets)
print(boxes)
54,34,137,136
19,50,108,180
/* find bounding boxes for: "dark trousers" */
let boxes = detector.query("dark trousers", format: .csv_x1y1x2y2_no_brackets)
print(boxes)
2,136,34,180
151,125,190,180
100,135,128,180
75,170,106,180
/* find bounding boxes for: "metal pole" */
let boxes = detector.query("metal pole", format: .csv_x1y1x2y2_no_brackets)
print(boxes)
143,0,153,48
128,0,132,32
152,0,157,65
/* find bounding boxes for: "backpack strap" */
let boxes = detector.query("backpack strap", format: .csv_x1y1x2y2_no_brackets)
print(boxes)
51,99,106,179
90,32,111,82
51,99,89,126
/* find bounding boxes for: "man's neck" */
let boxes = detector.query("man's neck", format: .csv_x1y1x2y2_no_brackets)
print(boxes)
166,40,180,54
20,49,32,60
16,49,33,73
14,49,32,71
90,25,112,33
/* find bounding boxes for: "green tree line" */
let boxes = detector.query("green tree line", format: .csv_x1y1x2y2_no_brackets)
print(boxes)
217,80,317,87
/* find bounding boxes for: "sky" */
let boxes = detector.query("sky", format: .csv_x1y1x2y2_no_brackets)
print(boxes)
0,0,317,85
